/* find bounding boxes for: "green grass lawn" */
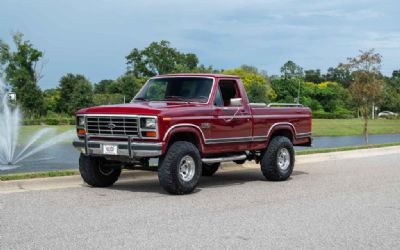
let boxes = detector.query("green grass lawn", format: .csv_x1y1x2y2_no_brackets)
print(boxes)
19,125,75,143
312,119,400,137
17,119,400,140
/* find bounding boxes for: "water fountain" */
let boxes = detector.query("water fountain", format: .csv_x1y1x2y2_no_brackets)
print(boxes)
0,79,75,171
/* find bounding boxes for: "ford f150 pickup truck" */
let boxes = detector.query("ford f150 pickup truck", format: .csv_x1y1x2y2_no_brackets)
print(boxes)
73,73,312,194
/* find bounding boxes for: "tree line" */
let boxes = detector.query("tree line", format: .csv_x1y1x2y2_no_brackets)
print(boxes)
1,32,399,124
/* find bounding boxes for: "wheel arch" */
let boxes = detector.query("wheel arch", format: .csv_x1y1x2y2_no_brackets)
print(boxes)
267,123,296,144
163,124,205,153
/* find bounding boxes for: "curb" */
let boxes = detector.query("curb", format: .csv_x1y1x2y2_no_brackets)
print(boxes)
0,170,157,194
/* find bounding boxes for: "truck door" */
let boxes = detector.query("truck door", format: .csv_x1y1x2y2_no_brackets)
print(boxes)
209,79,252,147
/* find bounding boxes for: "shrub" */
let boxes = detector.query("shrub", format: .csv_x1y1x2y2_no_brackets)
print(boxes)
23,119,41,125
21,111,77,126
68,118,76,125
43,118,60,125
312,110,355,119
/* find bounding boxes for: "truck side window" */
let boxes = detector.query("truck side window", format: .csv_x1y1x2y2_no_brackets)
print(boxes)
214,88,224,106
218,80,240,106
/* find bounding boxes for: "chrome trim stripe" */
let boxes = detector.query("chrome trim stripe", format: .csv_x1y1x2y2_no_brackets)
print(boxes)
168,114,309,120
163,123,206,142
266,122,297,138
205,137,254,144
163,122,311,145
170,115,251,120
205,136,268,144
296,132,312,139
218,115,252,119
252,136,269,141
253,114,310,119
169,116,213,120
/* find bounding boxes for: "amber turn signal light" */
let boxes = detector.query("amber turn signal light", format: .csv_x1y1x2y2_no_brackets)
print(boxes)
144,131,157,137
77,129,86,135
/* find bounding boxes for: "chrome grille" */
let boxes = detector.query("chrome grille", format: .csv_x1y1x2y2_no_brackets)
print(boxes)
86,116,139,136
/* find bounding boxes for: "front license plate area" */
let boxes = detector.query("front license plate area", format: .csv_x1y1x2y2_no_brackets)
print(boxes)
103,144,118,155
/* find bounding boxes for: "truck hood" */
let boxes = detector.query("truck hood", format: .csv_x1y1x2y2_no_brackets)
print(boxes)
76,101,205,116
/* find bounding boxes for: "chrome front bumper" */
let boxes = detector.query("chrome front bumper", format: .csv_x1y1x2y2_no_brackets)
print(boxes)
72,135,163,158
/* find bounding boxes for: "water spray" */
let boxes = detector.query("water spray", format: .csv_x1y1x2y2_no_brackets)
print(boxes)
0,78,75,171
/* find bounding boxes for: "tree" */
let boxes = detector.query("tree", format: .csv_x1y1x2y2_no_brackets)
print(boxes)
280,60,304,79
58,74,93,115
43,88,61,113
114,73,146,101
341,49,384,144
172,63,219,74
93,93,125,106
304,69,324,83
271,77,303,103
94,79,116,94
312,81,351,113
381,70,400,112
0,32,46,117
325,66,353,88
126,40,199,77
223,65,276,103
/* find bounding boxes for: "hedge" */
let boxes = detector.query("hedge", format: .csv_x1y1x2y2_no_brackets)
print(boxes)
23,117,75,125
312,111,355,119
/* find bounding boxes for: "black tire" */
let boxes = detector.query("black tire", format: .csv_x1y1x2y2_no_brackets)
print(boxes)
158,141,202,195
79,154,121,187
260,136,295,181
202,162,220,176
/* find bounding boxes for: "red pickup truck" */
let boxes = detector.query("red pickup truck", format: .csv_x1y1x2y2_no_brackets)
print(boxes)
73,73,312,194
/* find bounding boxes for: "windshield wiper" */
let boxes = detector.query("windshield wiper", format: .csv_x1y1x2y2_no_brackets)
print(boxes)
164,96,189,102
133,97,148,102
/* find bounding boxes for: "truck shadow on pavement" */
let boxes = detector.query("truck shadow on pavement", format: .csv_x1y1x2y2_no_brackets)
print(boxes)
108,168,308,195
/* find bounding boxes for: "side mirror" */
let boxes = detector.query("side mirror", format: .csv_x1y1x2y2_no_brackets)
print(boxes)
230,98,242,107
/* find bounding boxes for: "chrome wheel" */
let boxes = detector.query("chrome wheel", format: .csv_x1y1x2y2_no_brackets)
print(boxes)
178,155,196,182
277,148,290,171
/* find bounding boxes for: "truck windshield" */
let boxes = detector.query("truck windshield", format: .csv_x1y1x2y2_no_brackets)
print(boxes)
133,77,213,103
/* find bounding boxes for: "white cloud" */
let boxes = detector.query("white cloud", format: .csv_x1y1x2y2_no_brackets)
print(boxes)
0,0,398,88
360,32,400,49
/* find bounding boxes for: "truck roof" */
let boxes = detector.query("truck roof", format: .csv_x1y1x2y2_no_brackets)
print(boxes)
155,73,240,79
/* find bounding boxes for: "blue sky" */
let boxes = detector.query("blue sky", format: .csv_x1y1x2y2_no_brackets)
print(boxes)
1,0,399,89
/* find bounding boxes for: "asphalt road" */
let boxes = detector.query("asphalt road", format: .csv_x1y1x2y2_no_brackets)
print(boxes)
1,147,400,249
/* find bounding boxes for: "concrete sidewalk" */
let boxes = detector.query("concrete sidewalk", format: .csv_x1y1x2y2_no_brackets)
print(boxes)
1,146,399,194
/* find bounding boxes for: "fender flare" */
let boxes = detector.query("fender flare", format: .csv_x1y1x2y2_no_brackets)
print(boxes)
267,122,297,141
162,124,206,153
